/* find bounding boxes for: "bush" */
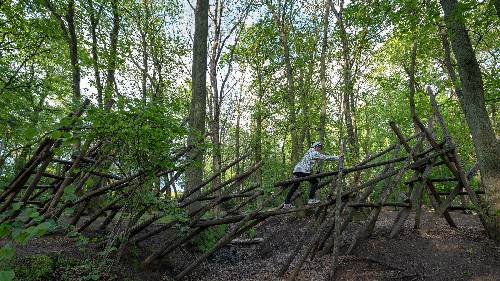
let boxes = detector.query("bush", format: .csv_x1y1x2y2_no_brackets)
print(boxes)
193,225,228,253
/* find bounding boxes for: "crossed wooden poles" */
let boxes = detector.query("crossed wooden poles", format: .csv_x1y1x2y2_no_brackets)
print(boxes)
0,95,486,280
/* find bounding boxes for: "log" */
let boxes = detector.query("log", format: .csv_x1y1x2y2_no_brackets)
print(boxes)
414,117,489,230
405,177,458,184
431,191,484,195
98,208,120,230
23,185,55,189
88,170,123,180
424,180,457,228
347,202,411,208
0,99,89,202
273,156,407,188
77,195,124,232
229,238,264,245
447,206,474,211
180,161,262,207
173,218,265,280
179,152,250,201
41,172,65,181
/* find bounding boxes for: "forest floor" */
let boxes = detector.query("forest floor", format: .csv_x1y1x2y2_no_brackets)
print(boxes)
8,209,500,281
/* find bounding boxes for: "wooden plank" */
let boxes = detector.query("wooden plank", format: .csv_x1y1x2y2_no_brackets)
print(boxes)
347,202,411,208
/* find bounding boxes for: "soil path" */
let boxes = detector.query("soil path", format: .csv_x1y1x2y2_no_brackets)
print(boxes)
8,210,500,281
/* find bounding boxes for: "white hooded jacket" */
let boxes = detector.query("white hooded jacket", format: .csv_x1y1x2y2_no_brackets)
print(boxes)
293,148,339,174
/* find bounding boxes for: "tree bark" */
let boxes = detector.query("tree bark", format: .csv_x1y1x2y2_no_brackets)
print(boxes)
209,0,223,214
495,0,500,18
86,0,103,108
440,0,500,240
332,0,359,160
254,66,264,186
67,0,80,103
267,0,299,164
319,0,331,143
43,0,81,103
104,0,120,104
185,0,210,215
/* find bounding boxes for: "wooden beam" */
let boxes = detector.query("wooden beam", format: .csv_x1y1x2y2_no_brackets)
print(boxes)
347,202,411,208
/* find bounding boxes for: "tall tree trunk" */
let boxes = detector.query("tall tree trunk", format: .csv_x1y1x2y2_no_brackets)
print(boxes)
254,67,264,186
495,0,500,18
43,0,81,103
209,0,223,213
440,0,500,240
267,1,299,164
439,28,460,99
185,0,210,214
67,0,80,103
333,1,359,160
140,0,151,104
318,0,331,143
104,0,120,104
141,29,148,104
87,0,103,108
235,91,242,179
282,29,299,164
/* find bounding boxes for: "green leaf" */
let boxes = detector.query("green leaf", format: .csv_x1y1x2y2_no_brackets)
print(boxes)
11,228,29,244
63,185,77,201
24,127,37,139
62,131,72,139
59,117,73,127
0,244,15,261
0,271,15,281
0,224,11,238
11,203,21,211
50,131,62,139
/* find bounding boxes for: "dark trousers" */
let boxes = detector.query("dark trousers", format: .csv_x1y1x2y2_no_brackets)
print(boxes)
284,172,319,204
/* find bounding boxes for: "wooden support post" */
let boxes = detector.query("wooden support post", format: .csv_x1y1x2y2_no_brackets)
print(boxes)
423,163,481,230
98,208,120,231
77,195,124,232
180,161,263,207
326,141,346,280
413,117,488,230
143,186,286,270
179,153,250,201
414,164,433,229
320,146,401,256
172,217,264,280
425,181,457,228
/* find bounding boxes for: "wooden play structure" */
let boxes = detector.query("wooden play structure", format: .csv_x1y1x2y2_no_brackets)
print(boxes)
0,93,487,280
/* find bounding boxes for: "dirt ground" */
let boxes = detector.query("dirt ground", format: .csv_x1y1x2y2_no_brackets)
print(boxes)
10,209,500,281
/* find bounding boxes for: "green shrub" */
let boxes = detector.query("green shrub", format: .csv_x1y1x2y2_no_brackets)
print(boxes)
15,255,55,281
193,224,228,253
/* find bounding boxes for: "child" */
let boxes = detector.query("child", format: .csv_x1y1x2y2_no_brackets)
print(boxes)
282,141,341,208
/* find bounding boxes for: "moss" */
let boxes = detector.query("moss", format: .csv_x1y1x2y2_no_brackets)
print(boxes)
14,253,80,281
15,255,55,281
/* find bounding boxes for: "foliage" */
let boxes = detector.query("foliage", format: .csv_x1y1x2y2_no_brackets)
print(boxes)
193,224,228,253
0,207,57,281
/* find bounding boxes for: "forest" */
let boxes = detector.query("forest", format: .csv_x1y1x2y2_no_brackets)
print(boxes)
0,0,499,280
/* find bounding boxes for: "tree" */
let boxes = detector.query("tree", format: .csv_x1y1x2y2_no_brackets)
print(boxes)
185,0,210,214
43,0,81,103
440,0,500,240
266,0,300,163
318,0,331,143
